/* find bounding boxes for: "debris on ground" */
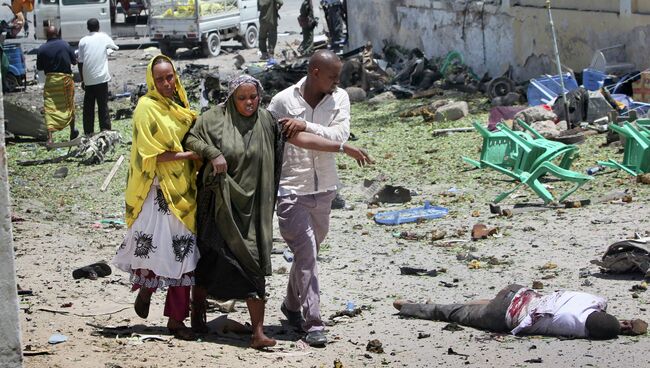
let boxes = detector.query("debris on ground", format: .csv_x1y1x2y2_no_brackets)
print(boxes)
471,224,499,240
591,238,650,277
442,323,464,332
531,281,544,290
366,339,384,354
374,202,448,225
369,185,412,204
399,267,444,277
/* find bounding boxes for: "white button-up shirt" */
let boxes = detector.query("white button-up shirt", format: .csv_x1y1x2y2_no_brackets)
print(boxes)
268,77,350,196
77,32,119,86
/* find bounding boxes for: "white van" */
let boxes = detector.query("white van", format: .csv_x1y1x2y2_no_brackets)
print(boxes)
33,0,149,43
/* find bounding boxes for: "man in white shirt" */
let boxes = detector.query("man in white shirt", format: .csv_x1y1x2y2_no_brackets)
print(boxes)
393,284,647,339
267,50,350,347
77,18,119,136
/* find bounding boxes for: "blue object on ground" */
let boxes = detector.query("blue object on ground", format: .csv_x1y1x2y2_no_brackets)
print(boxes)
48,333,68,345
374,201,448,225
527,73,579,106
582,68,609,91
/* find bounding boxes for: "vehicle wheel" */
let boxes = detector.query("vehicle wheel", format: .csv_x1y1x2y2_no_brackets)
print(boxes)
159,41,176,58
202,33,221,57
3,73,19,93
242,24,258,49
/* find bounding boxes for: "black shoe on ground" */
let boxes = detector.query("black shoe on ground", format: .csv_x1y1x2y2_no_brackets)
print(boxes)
304,330,327,347
281,302,303,329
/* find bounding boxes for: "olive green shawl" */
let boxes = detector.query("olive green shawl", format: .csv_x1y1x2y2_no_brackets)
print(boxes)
185,100,279,278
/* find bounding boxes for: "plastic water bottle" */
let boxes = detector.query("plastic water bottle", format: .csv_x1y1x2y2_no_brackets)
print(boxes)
283,249,294,263
586,166,604,175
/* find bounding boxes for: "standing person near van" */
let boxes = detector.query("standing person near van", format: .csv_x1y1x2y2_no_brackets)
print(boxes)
297,0,317,55
78,18,119,136
7,0,33,37
36,25,78,145
257,0,282,60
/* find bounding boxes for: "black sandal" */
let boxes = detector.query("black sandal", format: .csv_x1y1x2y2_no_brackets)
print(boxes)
134,290,151,319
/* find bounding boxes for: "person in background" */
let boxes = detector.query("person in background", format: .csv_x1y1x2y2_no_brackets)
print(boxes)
36,25,78,145
297,0,317,55
78,18,119,136
257,0,282,60
112,55,200,341
320,0,345,48
5,0,33,37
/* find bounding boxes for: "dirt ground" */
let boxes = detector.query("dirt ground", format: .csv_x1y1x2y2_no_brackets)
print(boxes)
7,31,650,368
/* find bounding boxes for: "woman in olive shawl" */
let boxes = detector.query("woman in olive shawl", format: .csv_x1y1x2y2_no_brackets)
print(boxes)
112,55,199,341
185,75,371,348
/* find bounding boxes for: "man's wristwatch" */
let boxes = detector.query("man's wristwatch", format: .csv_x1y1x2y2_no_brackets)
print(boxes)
339,142,345,153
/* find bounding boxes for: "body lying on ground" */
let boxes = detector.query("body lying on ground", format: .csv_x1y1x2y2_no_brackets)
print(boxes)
394,284,647,339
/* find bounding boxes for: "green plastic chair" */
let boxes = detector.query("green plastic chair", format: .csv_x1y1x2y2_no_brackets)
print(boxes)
462,121,526,170
463,119,579,171
598,122,650,176
481,123,592,204
497,122,580,172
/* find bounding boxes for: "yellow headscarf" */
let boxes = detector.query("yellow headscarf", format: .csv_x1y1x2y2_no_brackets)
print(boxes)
125,55,198,232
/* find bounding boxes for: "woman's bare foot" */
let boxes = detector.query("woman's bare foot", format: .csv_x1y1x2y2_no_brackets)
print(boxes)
167,319,196,341
250,333,276,349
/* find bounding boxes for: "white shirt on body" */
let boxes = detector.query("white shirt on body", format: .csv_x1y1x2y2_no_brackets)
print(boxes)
77,31,119,86
507,289,607,338
267,76,350,196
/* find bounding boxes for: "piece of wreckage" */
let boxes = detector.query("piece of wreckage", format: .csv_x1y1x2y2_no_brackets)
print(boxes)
18,131,122,166
591,237,650,278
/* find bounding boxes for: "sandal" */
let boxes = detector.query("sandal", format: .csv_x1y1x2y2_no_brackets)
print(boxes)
191,300,209,334
134,290,151,319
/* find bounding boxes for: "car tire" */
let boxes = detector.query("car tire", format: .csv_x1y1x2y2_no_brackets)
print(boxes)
242,24,258,49
3,73,19,93
202,33,221,57
159,41,176,58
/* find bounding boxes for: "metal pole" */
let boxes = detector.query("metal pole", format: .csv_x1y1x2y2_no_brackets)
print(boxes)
546,0,571,127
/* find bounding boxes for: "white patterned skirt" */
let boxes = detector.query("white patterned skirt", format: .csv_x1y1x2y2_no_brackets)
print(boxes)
112,179,199,290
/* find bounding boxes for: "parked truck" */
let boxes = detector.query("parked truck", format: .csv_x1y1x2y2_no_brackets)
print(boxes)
33,0,149,43
149,0,257,58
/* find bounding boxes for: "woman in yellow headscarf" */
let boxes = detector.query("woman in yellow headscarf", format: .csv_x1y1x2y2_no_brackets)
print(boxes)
112,55,199,340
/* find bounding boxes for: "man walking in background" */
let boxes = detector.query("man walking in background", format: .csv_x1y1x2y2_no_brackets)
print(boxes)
257,0,282,60
78,18,119,136
37,25,78,145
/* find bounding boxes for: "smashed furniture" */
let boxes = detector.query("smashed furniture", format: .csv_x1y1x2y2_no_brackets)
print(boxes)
465,120,591,204
463,119,578,172
591,238,650,278
598,122,650,176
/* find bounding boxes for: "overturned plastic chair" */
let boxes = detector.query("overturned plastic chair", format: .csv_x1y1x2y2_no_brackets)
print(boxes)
463,119,579,172
482,123,592,204
462,121,525,170
598,122,650,176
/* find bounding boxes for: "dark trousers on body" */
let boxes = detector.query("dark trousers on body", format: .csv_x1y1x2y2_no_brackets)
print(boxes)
399,284,525,333
83,82,111,135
